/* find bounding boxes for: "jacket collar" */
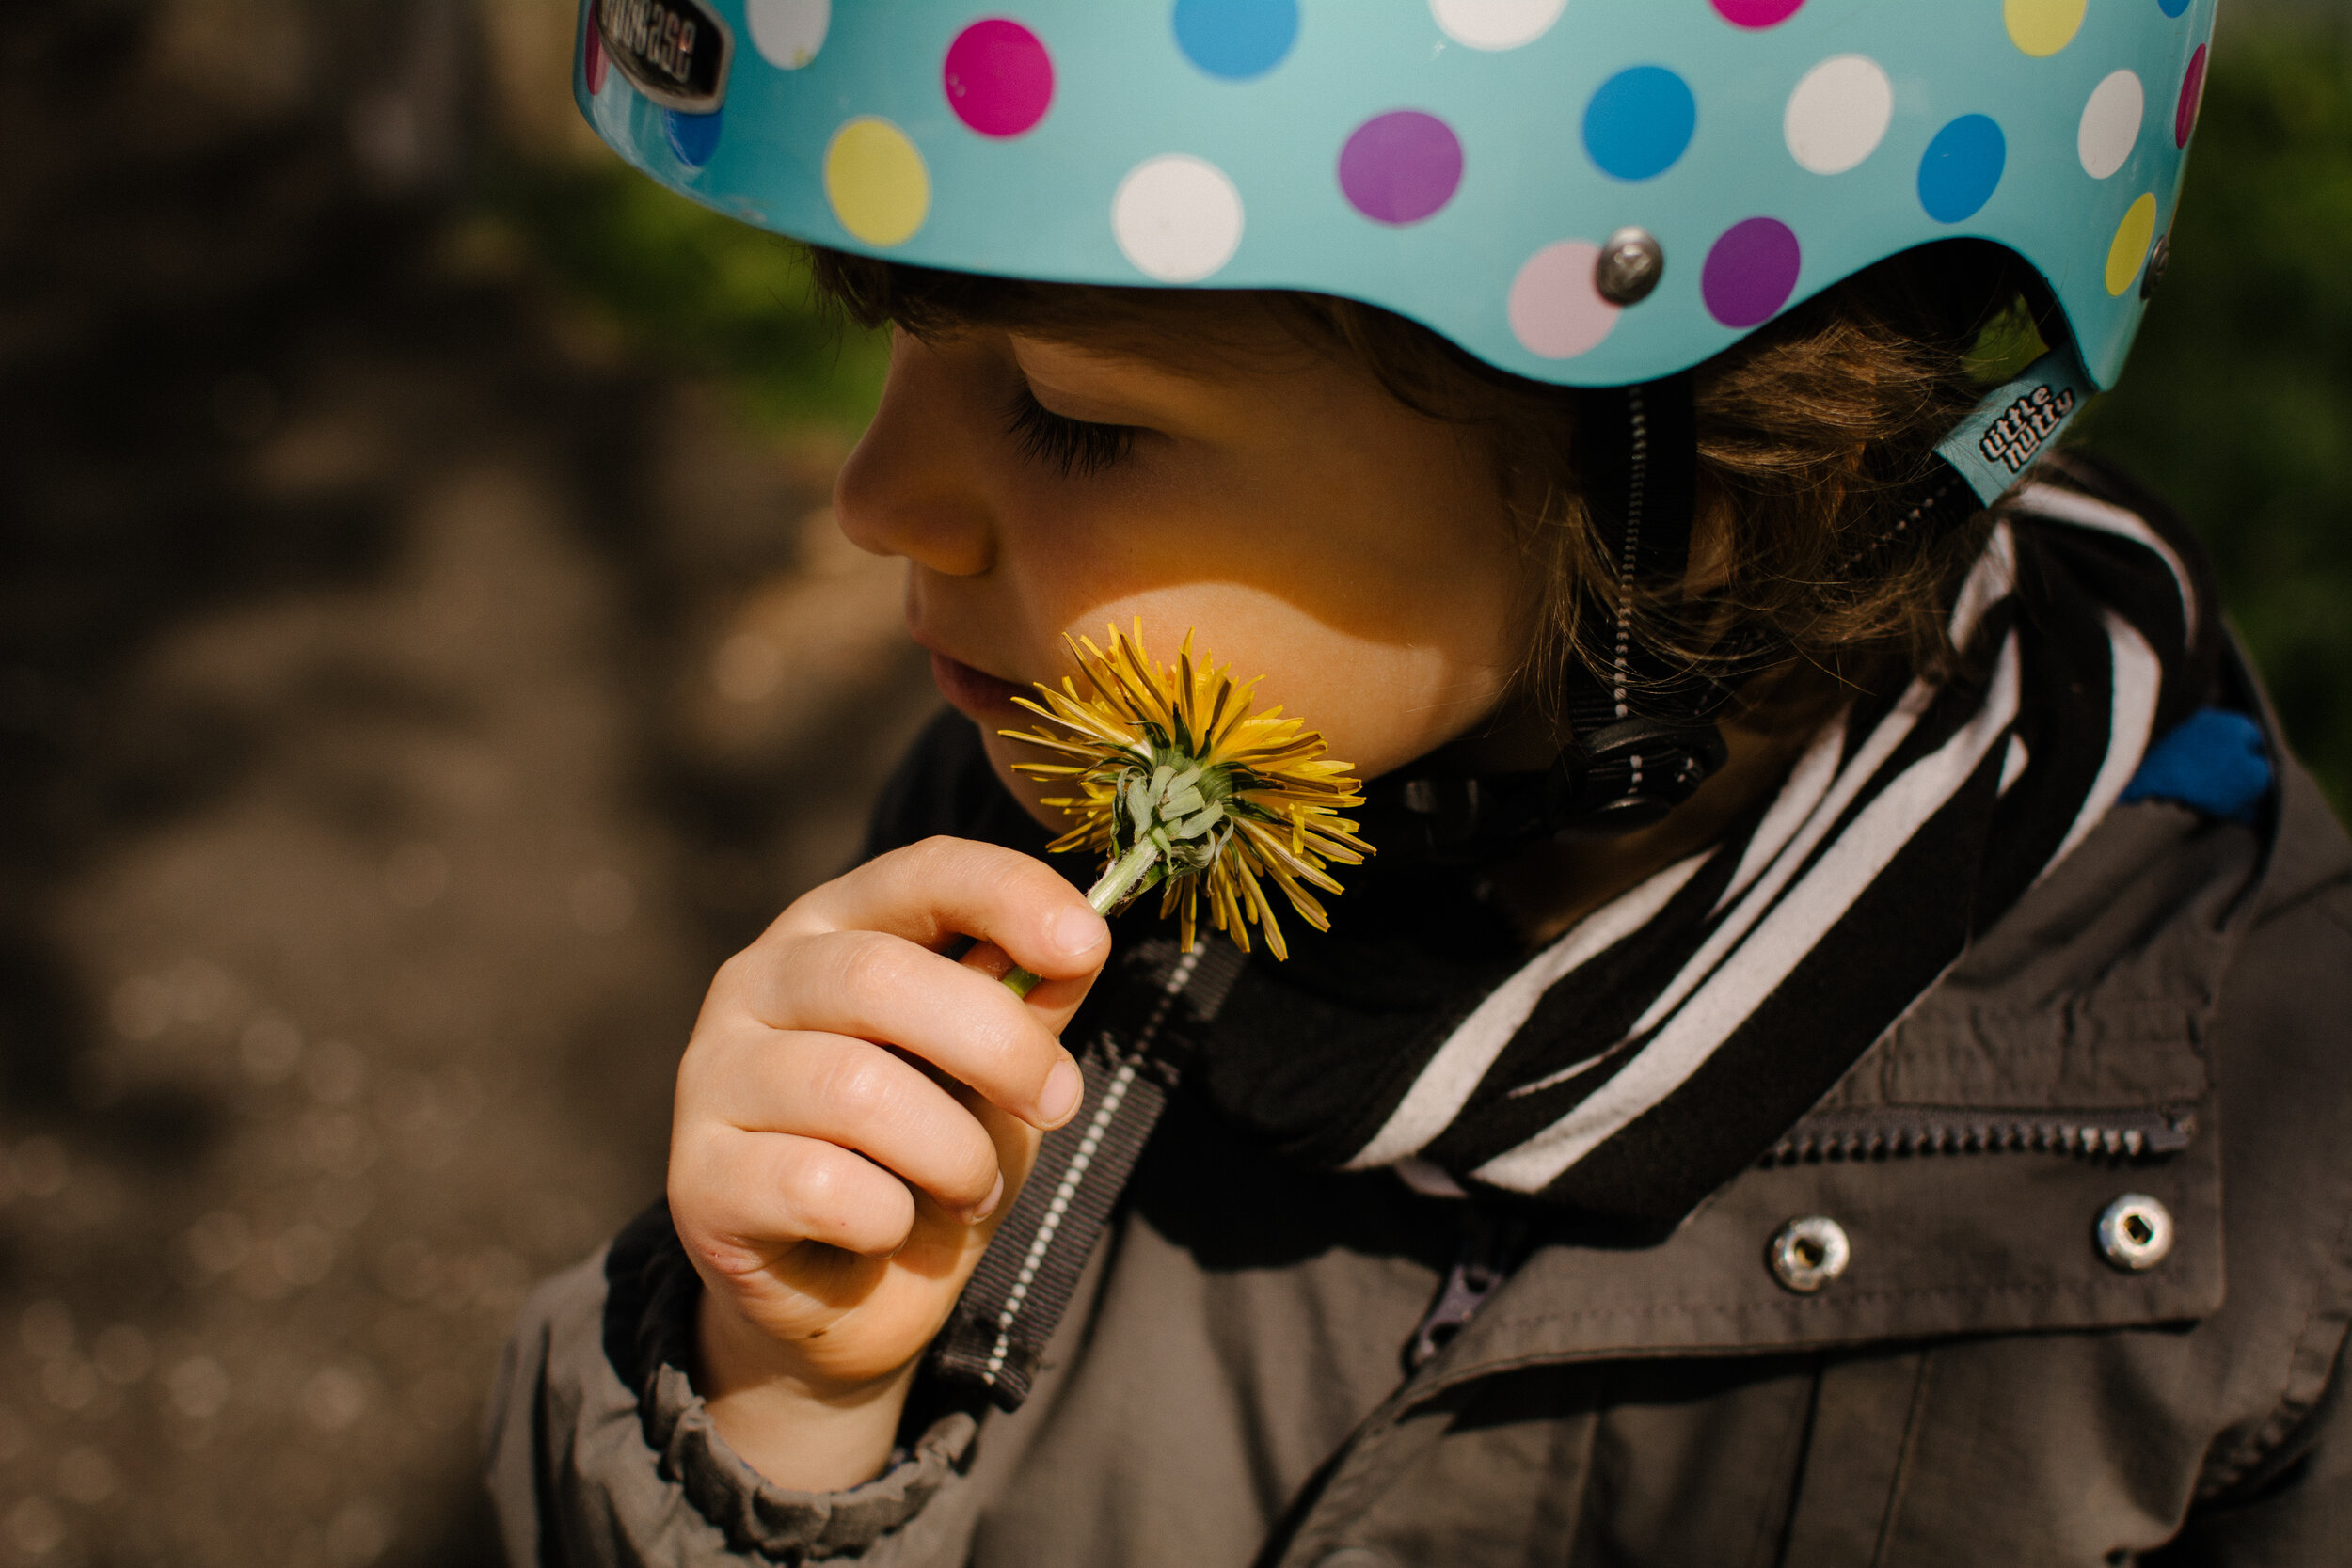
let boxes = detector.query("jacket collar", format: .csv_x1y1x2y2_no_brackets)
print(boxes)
1420,673,2316,1383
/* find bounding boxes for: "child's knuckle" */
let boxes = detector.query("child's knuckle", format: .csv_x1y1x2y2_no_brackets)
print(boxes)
781,1140,853,1218
831,929,915,1000
900,835,969,880
812,1047,898,1125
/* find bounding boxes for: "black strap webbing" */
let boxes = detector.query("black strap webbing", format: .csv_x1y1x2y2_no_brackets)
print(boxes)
927,936,1246,1409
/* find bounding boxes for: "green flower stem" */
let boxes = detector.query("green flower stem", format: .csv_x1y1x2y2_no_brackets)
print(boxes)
1001,838,1162,1000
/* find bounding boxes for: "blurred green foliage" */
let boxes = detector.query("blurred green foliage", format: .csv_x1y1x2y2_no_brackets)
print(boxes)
2081,23,2352,812
485,162,890,431
491,22,2350,812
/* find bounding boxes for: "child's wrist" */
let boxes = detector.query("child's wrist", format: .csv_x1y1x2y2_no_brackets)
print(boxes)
691,1288,915,1493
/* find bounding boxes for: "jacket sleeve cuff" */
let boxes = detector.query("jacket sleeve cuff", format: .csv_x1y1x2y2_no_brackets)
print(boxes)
644,1361,977,1559
609,1202,979,1560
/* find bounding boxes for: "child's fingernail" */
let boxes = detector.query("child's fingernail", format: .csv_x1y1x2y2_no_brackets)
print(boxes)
970,1173,1005,1224
1051,904,1105,958
1040,1058,1083,1126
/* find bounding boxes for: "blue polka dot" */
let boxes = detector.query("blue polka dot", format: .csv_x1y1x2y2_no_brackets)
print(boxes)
666,107,723,167
2157,0,2190,16
1916,114,2006,224
1581,66,1697,182
1172,0,1298,81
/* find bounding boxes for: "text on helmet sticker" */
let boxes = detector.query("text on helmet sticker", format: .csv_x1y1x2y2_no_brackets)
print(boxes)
598,0,732,115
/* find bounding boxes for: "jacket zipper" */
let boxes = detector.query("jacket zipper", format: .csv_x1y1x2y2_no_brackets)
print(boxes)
1760,1104,2196,1164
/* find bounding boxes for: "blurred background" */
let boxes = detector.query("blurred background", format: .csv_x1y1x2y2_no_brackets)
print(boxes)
0,2,2344,1563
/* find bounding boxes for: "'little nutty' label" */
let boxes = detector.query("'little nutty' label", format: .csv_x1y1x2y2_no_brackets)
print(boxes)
1978,384,2078,474
1937,348,2096,506
596,0,732,114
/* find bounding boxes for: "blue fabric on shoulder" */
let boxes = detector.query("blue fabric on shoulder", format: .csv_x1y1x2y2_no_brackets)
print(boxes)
2119,707,2273,825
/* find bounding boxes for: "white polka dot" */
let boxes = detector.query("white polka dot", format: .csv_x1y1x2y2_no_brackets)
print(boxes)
2077,69,2144,180
1431,0,1568,51
1112,155,1244,282
748,0,830,69
1783,54,1894,176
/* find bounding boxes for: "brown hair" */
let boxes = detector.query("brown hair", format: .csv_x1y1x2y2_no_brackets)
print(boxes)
810,240,2046,728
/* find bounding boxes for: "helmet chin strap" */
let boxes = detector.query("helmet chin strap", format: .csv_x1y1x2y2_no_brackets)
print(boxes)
1364,337,2098,864
1365,372,1732,861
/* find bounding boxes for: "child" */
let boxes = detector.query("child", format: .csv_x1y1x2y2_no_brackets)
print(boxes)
491,4,2352,1563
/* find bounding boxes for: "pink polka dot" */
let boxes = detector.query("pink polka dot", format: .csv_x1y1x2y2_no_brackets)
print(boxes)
944,19,1055,139
2173,43,2207,149
584,3,609,92
1508,242,1621,359
1712,0,1805,26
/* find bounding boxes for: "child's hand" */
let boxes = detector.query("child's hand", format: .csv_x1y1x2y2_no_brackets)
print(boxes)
667,837,1109,1490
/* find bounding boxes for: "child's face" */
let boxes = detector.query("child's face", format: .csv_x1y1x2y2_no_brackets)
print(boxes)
836,318,1525,826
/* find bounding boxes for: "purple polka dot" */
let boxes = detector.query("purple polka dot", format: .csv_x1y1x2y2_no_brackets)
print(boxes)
1701,217,1802,327
1338,110,1464,226
943,19,1054,139
1711,0,1804,26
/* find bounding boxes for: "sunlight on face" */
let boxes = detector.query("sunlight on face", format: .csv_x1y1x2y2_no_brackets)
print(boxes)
834,318,1525,827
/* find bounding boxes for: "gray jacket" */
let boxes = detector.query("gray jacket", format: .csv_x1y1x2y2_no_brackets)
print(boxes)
486,700,2352,1567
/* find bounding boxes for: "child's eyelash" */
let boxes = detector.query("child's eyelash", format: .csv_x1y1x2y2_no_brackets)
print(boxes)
1003,385,1136,478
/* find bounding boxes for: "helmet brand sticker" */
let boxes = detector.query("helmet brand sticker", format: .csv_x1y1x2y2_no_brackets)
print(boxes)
1936,348,2095,504
600,0,733,115
1977,384,2077,475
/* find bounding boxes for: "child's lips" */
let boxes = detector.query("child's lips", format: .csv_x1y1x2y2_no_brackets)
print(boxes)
928,649,1031,716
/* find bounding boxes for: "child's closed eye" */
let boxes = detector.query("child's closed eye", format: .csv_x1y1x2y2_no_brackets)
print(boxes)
1003,383,1137,478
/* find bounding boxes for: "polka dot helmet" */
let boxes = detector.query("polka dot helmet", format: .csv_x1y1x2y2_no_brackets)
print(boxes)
576,0,2214,400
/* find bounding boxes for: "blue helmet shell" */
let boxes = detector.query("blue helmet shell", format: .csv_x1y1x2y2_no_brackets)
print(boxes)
577,0,2216,390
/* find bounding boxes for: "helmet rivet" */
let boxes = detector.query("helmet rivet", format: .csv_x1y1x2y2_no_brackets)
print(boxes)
2140,233,2170,302
1595,227,1664,307
2096,1194,2174,1271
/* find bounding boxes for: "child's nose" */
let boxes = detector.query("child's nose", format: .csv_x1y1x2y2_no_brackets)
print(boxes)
834,336,997,578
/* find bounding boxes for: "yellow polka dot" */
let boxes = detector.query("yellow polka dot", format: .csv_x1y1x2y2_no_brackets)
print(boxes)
824,118,929,247
2004,0,2087,57
2106,193,2159,296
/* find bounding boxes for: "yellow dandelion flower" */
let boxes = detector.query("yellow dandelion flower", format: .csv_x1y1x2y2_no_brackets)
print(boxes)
996,622,1373,990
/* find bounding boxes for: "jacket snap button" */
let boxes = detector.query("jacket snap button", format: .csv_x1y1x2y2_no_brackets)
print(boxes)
1769,1215,1851,1293
2097,1194,2174,1271
1314,1551,1394,1568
